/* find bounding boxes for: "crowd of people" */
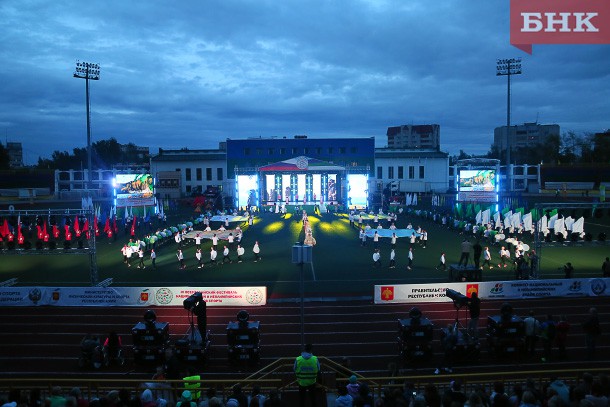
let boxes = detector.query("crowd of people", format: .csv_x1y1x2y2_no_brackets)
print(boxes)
2,369,608,407
117,212,260,270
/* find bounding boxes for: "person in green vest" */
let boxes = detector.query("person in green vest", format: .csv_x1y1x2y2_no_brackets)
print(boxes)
294,343,320,407
182,369,202,402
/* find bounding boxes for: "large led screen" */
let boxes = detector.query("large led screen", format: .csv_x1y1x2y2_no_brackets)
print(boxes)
458,169,497,202
347,174,368,209
265,174,276,201
327,174,337,202
237,175,259,208
114,174,155,207
458,170,496,192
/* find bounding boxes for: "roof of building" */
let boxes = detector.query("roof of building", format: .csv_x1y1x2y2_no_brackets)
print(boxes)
151,149,226,162
374,149,448,159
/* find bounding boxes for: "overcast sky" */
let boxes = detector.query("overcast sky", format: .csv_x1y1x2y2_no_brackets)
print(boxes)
1,0,609,165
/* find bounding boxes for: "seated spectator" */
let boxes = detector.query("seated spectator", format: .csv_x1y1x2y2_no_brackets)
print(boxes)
176,391,196,407
346,375,361,399
47,387,67,407
585,382,609,407
103,331,123,366
443,380,467,407
335,385,353,407
140,390,156,407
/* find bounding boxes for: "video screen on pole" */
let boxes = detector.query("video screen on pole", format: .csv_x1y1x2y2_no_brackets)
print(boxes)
458,169,497,202
347,174,368,209
237,175,259,208
114,174,155,207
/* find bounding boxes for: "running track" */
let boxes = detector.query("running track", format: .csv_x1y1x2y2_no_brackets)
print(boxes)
0,296,608,379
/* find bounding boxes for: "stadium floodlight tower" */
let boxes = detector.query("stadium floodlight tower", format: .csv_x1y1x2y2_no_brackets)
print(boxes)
496,58,522,192
73,60,100,190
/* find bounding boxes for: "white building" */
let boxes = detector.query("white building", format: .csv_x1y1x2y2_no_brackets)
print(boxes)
373,149,449,193
149,148,227,199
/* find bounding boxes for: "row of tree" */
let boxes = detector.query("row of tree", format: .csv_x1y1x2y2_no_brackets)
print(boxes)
451,131,610,165
2,131,609,171
35,138,149,170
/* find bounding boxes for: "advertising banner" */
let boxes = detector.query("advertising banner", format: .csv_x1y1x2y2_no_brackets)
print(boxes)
375,278,609,304
0,286,267,307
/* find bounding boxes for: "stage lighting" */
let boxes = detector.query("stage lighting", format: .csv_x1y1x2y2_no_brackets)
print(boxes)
176,292,210,362
237,309,249,323
446,289,469,308
398,308,434,362
486,302,525,359
227,310,260,364
132,310,170,364
183,292,203,311
144,309,157,324
408,306,422,321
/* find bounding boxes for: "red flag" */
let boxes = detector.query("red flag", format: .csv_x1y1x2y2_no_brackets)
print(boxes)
53,224,60,239
37,225,43,240
104,217,111,233
2,219,9,236
131,215,137,236
83,219,90,239
74,216,81,237
43,221,49,242
17,223,24,245
94,216,99,236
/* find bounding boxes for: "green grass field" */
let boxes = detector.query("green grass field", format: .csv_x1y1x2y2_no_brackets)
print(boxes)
1,201,609,298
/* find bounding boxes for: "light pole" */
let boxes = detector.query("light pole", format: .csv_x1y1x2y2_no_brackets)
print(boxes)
496,58,521,192
292,242,312,349
73,60,100,190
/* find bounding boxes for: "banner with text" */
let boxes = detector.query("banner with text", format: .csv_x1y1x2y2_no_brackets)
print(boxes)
0,286,267,307
375,278,609,304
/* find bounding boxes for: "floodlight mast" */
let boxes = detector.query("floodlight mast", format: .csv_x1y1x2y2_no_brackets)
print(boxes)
73,60,100,191
496,58,522,192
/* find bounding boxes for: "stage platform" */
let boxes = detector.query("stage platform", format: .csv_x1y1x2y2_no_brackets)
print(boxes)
263,204,341,215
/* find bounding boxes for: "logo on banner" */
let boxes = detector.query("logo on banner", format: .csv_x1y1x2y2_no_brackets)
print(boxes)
155,288,174,305
466,284,479,297
139,289,150,304
28,288,42,305
246,288,264,305
568,281,582,292
381,286,394,301
52,289,61,302
590,279,607,296
510,0,610,54
489,283,504,297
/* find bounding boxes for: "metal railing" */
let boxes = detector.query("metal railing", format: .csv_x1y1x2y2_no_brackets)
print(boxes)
0,365,606,404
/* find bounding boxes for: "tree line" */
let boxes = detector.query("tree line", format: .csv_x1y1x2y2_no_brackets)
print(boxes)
451,131,610,165
35,138,149,170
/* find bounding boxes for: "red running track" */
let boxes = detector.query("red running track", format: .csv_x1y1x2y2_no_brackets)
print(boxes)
0,296,608,379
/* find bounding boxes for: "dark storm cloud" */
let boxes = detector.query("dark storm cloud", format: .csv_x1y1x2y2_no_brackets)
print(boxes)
0,0,608,164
